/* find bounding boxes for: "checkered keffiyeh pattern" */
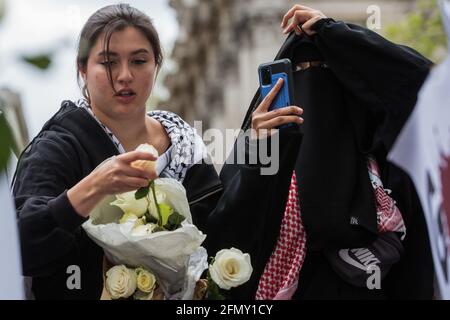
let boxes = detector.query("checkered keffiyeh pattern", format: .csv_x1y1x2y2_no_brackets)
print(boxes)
75,98,199,182
256,172,307,300
256,157,406,300
367,157,406,239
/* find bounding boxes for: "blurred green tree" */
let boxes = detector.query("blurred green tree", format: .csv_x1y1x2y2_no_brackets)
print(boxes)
0,110,15,171
0,0,4,21
384,0,448,63
22,54,53,70
0,0,54,172
0,0,11,172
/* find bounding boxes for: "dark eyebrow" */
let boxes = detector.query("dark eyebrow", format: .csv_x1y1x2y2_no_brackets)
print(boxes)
97,51,118,57
97,49,150,57
130,49,150,55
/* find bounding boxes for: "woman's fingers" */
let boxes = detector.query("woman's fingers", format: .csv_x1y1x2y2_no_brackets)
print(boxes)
294,24,303,35
119,150,158,164
256,115,304,130
256,78,284,113
257,106,303,122
281,5,327,35
301,15,325,34
122,165,157,181
121,177,151,190
107,154,158,184
283,10,315,34
281,4,314,28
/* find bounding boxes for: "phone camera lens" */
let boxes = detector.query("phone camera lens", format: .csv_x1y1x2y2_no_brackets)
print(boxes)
262,67,271,85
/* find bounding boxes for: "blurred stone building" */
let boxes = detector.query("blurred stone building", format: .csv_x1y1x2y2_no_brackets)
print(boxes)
162,0,416,133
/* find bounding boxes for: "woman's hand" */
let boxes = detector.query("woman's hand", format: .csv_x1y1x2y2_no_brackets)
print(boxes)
91,151,158,195
281,4,327,36
251,78,303,139
67,151,158,217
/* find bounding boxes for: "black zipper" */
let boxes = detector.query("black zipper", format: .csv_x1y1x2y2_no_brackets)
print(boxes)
188,184,223,206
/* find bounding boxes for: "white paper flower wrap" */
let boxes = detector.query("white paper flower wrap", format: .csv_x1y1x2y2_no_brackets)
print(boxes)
82,178,207,298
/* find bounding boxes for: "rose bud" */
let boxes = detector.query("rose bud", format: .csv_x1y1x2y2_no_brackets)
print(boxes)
131,144,158,176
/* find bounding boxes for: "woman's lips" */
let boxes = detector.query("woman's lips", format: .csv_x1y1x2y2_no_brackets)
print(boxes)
115,93,136,104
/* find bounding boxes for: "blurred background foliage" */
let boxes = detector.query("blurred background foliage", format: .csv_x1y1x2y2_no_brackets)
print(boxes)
0,0,4,21
1,0,53,70
0,0,53,172
385,0,448,63
0,110,15,171
22,53,53,70
0,0,11,172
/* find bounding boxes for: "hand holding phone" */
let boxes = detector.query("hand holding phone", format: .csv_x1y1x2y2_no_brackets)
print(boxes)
252,65,303,138
252,59,302,137
258,58,295,112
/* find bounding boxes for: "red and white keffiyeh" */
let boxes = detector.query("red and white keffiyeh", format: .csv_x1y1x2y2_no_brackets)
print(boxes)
367,156,406,239
256,157,406,300
255,172,307,300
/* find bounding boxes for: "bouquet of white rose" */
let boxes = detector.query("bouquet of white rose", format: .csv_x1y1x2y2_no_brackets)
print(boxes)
101,247,254,300
83,144,208,299
102,264,160,300
83,144,253,300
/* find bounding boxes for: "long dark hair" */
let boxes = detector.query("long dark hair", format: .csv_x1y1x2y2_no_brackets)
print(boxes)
76,3,164,101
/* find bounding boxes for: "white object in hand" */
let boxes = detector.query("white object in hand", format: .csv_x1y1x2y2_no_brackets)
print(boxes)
131,144,158,175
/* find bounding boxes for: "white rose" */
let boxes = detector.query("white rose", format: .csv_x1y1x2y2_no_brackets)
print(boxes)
131,144,158,175
131,223,157,236
111,191,148,218
147,188,167,221
105,265,137,299
209,248,253,290
135,267,156,293
119,213,138,224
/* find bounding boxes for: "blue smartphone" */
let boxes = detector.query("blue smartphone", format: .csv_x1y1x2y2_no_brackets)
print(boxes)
258,58,295,112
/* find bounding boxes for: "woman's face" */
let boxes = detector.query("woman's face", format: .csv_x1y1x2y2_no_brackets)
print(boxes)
81,26,157,120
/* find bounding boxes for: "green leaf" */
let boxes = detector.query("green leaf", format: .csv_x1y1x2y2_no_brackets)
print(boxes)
22,54,52,70
158,203,173,227
205,272,225,300
135,182,151,200
0,111,13,172
164,211,185,231
168,211,185,225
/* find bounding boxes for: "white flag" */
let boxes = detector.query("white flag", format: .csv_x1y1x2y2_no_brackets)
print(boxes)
388,0,450,300
0,172,24,299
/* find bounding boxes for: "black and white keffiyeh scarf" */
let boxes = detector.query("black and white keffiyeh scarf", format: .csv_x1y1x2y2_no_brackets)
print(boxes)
75,98,202,182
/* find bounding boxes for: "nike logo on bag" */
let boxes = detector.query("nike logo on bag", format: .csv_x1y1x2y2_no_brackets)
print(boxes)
338,248,381,271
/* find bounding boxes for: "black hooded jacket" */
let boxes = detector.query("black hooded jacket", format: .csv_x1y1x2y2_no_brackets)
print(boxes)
207,19,434,299
13,101,222,299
